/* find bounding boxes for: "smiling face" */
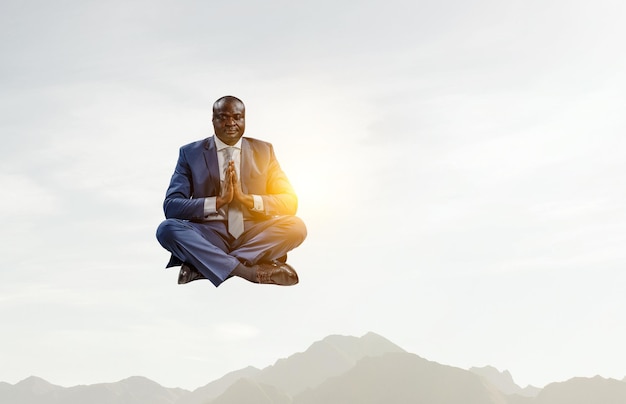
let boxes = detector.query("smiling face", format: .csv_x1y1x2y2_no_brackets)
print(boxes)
212,96,246,146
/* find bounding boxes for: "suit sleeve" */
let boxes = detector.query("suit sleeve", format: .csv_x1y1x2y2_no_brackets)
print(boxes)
162,147,206,220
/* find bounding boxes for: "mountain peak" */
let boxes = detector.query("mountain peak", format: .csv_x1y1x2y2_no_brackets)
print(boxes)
315,331,406,358
118,375,167,389
469,365,540,397
15,376,61,394
250,331,406,396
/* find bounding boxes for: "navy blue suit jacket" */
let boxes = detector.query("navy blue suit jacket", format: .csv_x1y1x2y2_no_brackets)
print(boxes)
163,136,298,222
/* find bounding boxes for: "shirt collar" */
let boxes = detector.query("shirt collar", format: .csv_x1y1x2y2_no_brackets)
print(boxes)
214,135,242,151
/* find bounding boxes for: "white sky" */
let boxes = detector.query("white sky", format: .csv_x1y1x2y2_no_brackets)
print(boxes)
1,0,625,391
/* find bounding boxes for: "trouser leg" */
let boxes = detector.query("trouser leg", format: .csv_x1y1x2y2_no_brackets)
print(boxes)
231,216,307,265
156,219,240,286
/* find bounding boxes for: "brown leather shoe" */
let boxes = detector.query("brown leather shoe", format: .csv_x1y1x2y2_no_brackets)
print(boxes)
178,263,205,284
256,261,299,286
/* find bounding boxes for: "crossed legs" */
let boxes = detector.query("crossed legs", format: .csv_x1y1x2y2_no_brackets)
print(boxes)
156,216,307,287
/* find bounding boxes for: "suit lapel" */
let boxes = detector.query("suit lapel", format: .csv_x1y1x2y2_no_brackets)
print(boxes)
203,137,221,194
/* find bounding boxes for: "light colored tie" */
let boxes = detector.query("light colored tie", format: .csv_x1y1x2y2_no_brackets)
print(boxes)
225,147,244,238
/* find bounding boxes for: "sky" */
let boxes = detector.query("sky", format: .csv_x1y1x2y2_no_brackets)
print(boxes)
1,0,625,391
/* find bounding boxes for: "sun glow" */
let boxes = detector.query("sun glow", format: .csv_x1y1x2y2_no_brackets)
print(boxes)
288,164,327,218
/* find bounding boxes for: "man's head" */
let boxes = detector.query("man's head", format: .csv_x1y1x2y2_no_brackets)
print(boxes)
212,96,246,146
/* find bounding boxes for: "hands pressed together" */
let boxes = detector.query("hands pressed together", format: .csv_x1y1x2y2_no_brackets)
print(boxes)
217,160,254,210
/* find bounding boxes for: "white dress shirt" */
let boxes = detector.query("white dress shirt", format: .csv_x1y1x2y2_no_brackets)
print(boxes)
203,136,264,220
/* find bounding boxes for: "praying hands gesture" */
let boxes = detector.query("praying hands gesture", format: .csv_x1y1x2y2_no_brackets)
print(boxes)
216,161,253,210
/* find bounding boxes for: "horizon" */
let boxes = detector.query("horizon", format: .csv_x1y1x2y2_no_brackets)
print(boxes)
1,331,623,390
5,329,623,390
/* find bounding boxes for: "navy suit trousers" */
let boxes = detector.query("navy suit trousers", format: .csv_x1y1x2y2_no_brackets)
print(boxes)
156,216,306,286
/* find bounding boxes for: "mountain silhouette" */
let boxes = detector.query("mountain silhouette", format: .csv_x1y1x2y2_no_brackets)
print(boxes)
174,366,261,404
180,331,404,403
0,375,186,404
210,378,292,404
535,376,626,404
0,376,64,404
294,352,509,404
2,332,625,404
252,331,405,396
470,365,541,397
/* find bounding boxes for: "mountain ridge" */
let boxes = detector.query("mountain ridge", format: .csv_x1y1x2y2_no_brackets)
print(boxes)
470,365,541,397
2,332,624,404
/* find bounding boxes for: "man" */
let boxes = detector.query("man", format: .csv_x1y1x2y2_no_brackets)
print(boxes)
156,96,307,287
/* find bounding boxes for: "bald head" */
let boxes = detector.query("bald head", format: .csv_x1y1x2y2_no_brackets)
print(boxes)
212,96,245,114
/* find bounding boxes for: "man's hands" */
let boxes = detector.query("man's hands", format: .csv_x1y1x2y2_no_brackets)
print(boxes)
216,161,254,210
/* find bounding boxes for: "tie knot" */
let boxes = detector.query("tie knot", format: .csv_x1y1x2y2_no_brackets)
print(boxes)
225,147,234,161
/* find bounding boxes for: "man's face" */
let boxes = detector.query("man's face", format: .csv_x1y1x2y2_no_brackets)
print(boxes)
212,100,246,146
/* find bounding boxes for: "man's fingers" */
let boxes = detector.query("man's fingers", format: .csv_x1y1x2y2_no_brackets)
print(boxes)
229,166,238,183
226,166,237,183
